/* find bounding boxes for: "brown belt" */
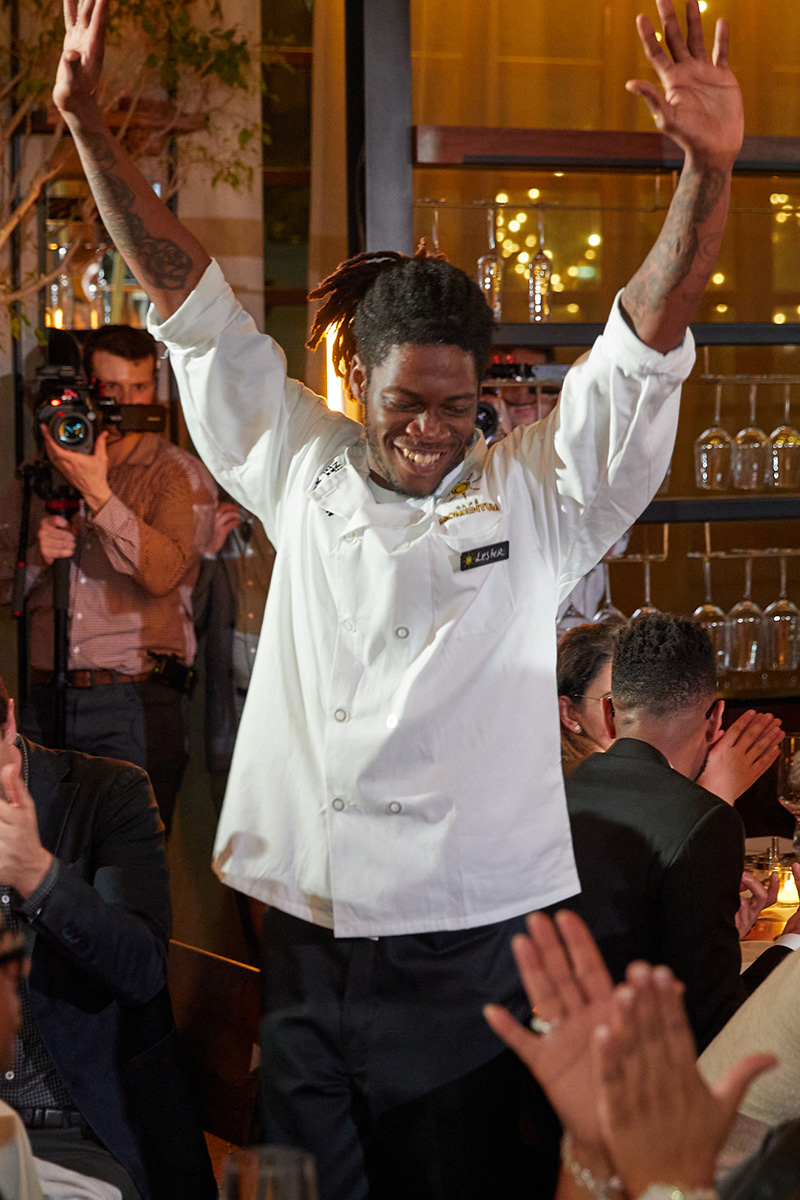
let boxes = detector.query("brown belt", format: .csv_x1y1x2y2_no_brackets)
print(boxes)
30,668,152,688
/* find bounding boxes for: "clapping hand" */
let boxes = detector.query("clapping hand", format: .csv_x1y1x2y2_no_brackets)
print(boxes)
628,0,743,165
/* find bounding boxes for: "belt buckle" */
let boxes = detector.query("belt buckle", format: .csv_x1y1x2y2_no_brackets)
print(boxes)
43,1108,64,1128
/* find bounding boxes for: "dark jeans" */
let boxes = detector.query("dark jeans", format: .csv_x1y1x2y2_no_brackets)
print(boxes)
22,681,188,833
259,906,560,1200
28,1126,142,1200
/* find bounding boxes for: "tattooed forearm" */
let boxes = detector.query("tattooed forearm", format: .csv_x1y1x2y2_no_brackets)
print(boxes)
78,127,193,292
621,161,731,351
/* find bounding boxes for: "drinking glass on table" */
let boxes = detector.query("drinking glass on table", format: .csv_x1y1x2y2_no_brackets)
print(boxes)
223,1147,318,1200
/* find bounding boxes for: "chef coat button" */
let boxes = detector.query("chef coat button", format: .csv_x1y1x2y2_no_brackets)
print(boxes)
395,626,409,639
343,619,356,632
387,801,402,815
334,708,348,722
386,713,399,730
332,798,345,812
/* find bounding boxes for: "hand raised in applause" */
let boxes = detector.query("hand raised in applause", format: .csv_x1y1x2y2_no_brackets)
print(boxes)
41,424,111,513
627,0,743,165
206,502,241,556
53,0,108,118
735,870,779,939
593,961,775,1197
699,709,783,805
0,763,53,899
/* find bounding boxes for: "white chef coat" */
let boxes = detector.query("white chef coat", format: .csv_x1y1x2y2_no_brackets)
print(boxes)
150,261,694,938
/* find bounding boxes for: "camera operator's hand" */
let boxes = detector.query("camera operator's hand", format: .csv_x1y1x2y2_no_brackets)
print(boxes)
38,515,77,565
41,424,112,514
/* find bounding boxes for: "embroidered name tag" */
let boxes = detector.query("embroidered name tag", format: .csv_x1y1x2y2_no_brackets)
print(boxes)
460,541,510,571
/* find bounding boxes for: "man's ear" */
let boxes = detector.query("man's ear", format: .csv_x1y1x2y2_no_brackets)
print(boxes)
348,355,367,405
601,695,616,741
706,698,724,743
2,699,17,745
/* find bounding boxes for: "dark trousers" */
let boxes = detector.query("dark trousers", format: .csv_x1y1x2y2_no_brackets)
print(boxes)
259,907,561,1200
28,1126,142,1200
22,682,188,833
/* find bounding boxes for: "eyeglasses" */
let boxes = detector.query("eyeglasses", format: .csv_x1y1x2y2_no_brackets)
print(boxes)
574,692,612,704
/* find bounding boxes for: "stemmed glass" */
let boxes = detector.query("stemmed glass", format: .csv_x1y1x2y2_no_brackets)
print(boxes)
778,736,800,856
631,558,658,619
726,556,764,671
694,383,732,490
766,384,800,490
764,554,800,670
693,557,729,673
593,561,626,623
732,384,768,491
477,206,503,322
528,214,551,323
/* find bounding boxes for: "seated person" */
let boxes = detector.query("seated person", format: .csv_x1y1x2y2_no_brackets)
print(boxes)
557,613,793,1051
557,621,783,802
484,908,792,1200
0,677,215,1200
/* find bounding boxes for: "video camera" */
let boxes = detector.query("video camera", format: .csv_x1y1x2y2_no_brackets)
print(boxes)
34,365,166,456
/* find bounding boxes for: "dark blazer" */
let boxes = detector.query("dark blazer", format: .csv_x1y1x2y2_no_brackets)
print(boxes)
560,738,788,1052
23,739,216,1200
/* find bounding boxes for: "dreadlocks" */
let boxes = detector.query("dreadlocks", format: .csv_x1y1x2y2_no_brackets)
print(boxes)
306,242,494,387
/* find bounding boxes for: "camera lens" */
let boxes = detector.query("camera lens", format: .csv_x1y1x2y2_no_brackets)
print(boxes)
475,399,499,441
54,414,91,448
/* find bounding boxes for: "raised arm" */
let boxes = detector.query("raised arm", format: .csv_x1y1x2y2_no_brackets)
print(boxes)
621,0,744,352
53,0,210,318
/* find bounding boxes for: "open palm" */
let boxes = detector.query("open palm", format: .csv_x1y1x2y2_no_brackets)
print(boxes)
628,0,744,162
53,0,108,115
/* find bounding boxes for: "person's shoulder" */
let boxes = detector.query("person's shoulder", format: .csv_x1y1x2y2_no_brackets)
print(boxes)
27,738,150,792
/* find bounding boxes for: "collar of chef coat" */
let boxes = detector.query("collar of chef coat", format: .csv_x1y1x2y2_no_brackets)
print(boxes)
307,435,490,539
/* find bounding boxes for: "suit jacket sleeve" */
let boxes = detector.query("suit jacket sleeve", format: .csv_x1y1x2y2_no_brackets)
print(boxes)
658,800,746,1052
28,760,170,1007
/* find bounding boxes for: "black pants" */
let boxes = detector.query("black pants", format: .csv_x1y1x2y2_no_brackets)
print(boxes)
259,907,561,1200
27,1126,142,1200
22,681,188,833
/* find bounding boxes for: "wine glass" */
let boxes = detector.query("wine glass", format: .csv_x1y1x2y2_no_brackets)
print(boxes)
559,600,590,632
732,384,767,491
726,556,764,671
692,557,729,673
777,735,800,856
694,383,732,490
477,206,503,322
766,384,800,490
223,1147,318,1200
528,215,551,323
631,558,658,619
593,561,626,623
764,554,800,670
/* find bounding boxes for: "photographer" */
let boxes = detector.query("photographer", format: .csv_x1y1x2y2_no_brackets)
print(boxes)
0,326,216,832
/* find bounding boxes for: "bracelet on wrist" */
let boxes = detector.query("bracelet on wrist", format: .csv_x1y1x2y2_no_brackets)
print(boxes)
638,1187,717,1200
561,1132,624,1200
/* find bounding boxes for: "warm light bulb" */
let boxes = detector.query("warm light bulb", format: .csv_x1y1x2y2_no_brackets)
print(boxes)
325,328,345,413
495,192,509,204
527,188,540,200
712,272,725,284
588,234,601,246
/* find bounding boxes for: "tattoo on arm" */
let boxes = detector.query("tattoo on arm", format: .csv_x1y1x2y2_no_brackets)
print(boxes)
623,165,728,332
80,129,193,292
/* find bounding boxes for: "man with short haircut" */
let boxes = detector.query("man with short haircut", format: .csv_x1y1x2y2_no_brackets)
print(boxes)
0,676,215,1200
54,1,746,1194
0,325,216,831
560,613,796,1052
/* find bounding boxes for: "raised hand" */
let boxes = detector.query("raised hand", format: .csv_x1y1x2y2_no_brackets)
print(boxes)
627,0,743,165
593,962,775,1197
699,709,784,805
734,870,779,939
54,0,109,117
42,425,112,513
484,911,615,1155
